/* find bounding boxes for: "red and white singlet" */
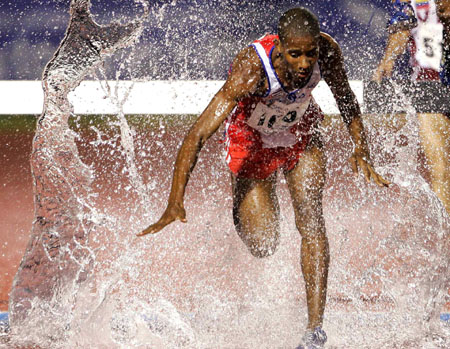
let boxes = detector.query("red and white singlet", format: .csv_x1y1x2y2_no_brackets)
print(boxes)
224,35,324,179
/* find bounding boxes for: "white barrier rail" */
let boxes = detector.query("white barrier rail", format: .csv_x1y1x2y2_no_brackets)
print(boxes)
0,80,363,115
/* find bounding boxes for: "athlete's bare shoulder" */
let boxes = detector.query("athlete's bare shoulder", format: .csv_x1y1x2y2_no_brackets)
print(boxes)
223,44,266,99
318,32,342,67
232,45,263,75
317,32,352,95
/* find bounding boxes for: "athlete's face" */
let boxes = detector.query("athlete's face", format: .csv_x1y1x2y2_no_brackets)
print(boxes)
278,34,319,84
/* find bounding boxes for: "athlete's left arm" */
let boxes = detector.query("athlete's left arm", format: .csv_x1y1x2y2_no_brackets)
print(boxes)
320,33,390,187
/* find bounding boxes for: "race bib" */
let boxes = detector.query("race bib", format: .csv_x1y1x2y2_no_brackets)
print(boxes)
414,22,443,70
246,100,309,135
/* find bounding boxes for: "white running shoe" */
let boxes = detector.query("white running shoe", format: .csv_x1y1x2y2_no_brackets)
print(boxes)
295,326,327,349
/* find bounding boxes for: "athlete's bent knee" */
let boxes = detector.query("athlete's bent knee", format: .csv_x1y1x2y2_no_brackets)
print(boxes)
245,237,279,258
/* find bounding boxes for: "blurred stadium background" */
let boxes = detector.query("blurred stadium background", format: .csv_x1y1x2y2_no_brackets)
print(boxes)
0,0,400,81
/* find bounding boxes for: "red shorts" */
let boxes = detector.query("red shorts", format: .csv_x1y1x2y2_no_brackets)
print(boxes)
225,102,324,180
415,67,440,81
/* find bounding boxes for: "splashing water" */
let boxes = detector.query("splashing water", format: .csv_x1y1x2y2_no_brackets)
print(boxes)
4,1,450,348
7,0,148,345
319,80,450,348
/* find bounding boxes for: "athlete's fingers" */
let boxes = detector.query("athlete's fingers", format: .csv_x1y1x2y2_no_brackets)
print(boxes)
367,166,380,186
376,174,391,187
138,218,174,236
349,155,358,175
378,174,391,186
137,222,164,236
369,167,391,187
358,158,372,183
137,212,187,237
137,215,172,236
377,174,391,187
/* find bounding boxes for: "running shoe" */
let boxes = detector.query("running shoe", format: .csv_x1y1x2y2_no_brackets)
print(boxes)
295,326,327,349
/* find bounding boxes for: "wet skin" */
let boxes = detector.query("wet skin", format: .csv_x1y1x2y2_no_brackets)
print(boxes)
271,35,320,89
139,32,389,330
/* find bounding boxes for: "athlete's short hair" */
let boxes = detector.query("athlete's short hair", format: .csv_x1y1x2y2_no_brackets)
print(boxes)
278,8,320,43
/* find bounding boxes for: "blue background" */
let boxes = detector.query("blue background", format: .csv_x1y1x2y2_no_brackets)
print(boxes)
0,0,396,80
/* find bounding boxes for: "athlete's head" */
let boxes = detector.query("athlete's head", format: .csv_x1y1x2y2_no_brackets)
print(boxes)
276,8,320,83
278,8,320,43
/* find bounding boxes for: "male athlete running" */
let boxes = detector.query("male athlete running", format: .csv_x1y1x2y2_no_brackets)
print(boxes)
373,0,449,214
139,8,389,348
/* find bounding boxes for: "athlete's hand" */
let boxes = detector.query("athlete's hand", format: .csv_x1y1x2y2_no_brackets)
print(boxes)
349,151,390,187
137,202,187,236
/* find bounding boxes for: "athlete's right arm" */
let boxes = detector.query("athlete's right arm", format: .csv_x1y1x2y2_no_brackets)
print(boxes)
138,46,262,236
373,0,416,81
373,30,410,82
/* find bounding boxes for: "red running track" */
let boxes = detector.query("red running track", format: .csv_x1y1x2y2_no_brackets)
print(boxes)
0,115,449,314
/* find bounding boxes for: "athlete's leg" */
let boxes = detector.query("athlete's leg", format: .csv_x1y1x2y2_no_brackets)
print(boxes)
417,113,450,214
284,138,329,330
232,172,280,258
